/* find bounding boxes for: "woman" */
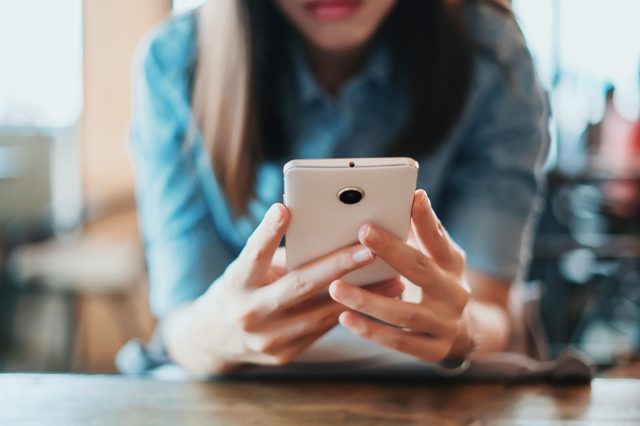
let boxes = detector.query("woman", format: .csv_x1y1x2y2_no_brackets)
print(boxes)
123,0,549,375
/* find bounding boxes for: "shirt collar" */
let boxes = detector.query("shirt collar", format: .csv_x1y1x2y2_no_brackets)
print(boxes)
290,37,393,108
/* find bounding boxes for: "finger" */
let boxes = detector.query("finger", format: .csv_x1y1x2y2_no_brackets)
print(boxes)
330,280,455,338
271,247,287,271
363,278,405,299
358,224,443,292
339,311,451,363
265,266,286,284
235,204,290,288
253,279,410,366
411,190,465,271
264,323,335,366
281,277,404,319
246,300,342,355
283,278,403,319
256,243,376,313
264,247,287,283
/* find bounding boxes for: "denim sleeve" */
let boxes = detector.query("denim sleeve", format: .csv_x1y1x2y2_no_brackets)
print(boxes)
129,34,235,319
441,48,550,282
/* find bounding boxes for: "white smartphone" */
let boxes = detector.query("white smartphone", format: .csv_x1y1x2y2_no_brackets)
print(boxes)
283,157,419,286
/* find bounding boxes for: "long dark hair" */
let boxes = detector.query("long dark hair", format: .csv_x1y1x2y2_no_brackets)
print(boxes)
192,0,512,214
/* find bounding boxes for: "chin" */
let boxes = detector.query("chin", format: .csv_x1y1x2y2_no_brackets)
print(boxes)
305,28,372,53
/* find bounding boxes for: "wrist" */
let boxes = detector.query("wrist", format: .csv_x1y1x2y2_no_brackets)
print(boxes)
428,307,478,377
164,301,241,375
444,306,476,362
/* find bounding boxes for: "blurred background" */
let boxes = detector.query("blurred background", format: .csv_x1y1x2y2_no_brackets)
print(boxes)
0,0,638,373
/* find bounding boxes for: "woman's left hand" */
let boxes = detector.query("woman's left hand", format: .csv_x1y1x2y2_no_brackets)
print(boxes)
329,189,473,362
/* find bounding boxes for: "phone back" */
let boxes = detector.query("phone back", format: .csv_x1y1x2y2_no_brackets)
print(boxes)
284,158,418,286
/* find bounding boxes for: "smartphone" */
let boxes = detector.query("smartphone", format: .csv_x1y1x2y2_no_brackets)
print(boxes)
283,157,419,286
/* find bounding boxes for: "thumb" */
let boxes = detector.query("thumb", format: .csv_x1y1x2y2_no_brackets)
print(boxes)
235,204,290,287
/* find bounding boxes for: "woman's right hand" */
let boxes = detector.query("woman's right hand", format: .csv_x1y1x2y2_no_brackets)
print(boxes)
163,203,404,375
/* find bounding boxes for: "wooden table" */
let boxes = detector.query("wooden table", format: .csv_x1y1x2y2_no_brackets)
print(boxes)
2,374,640,425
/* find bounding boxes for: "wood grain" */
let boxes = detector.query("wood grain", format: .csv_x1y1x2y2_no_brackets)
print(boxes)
2,374,640,425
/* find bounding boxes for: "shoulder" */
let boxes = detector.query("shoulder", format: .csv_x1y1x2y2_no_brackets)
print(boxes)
462,1,546,114
136,11,198,83
465,1,528,67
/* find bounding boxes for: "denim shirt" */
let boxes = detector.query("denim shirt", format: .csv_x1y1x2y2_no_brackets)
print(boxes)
129,6,549,320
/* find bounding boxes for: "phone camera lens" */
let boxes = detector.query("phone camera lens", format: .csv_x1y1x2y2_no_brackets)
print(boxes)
338,187,364,205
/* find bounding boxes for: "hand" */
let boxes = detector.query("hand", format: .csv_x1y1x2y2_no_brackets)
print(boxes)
329,190,472,363
163,204,404,375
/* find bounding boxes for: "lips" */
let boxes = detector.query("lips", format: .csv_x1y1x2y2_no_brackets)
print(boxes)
303,0,363,21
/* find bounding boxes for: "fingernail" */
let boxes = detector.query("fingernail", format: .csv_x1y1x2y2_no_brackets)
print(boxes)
339,311,353,326
362,226,381,245
339,312,361,331
352,247,374,264
420,190,430,208
330,281,350,301
269,204,283,224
